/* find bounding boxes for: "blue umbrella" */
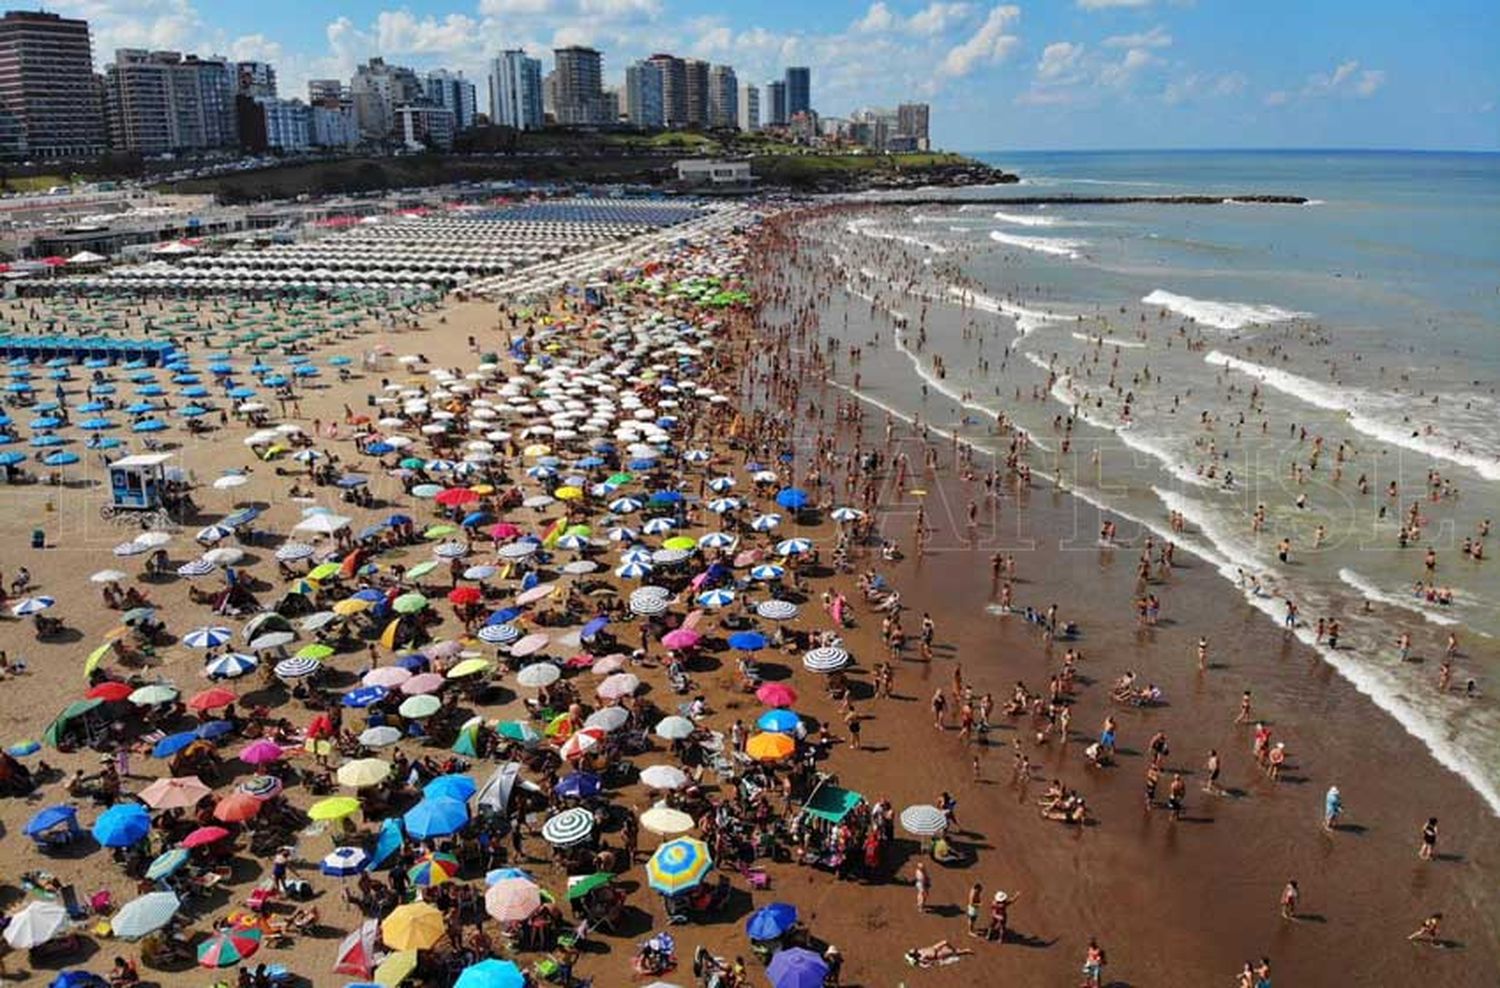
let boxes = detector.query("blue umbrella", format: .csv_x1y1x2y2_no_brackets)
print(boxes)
0,452,25,466
580,615,609,641
745,901,798,940
152,731,201,758
30,434,64,447
146,847,190,881
484,867,533,885
342,685,388,708
124,401,155,414
80,417,115,430
178,405,208,417
766,947,828,988
132,419,166,433
336,474,368,488
208,363,234,375
196,720,235,740
88,437,124,449
756,709,801,733
293,365,320,377
180,386,210,398
368,817,404,871
136,385,164,397
728,631,767,651
49,971,107,988
43,451,80,466
29,416,62,429
228,386,256,398
329,355,352,366
321,845,370,877
386,513,413,527
7,739,40,756
424,774,478,802
77,402,107,412
453,959,524,988
365,441,394,455
485,607,524,625
553,772,601,799
24,804,78,836
402,797,468,838
775,488,809,510
92,803,151,847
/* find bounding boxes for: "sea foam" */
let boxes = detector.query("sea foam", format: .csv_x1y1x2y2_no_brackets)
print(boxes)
992,210,1057,227
1142,289,1310,330
989,230,1087,259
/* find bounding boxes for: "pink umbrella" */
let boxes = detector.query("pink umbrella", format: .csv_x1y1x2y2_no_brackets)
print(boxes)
733,549,763,568
363,667,412,689
661,628,701,651
559,728,604,760
238,740,284,765
181,825,231,848
138,775,213,810
488,522,522,540
591,655,625,675
515,583,555,606
401,672,445,695
426,640,464,659
596,672,641,700
511,633,550,657
682,609,705,630
756,683,799,708
485,877,542,922
689,570,711,590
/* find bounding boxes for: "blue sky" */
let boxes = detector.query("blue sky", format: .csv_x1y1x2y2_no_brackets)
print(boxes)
51,0,1499,150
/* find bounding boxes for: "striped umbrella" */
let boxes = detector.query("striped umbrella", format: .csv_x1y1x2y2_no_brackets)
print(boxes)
750,513,782,532
614,561,653,580
322,846,370,877
646,837,712,895
540,807,594,846
176,559,216,578
775,537,813,555
707,497,742,513
183,626,233,649
830,507,865,522
697,531,737,550
515,663,560,688
750,564,785,581
628,594,667,615
274,656,321,679
756,599,800,621
145,848,190,881
237,775,283,799
899,804,949,836
803,646,850,672
197,927,262,968
407,851,460,887
477,623,521,644
274,542,316,561
205,652,258,678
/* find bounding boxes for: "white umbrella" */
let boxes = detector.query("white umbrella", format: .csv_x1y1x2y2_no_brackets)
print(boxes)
2,900,69,948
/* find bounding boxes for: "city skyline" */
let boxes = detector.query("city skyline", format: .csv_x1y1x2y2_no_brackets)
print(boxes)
28,0,1500,151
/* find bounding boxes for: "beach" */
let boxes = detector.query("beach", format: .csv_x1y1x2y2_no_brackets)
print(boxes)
0,195,1494,988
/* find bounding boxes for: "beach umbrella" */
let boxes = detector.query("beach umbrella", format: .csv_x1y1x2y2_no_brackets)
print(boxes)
11,595,55,616
187,687,236,711
424,774,477,802
596,672,640,700
401,672,445,695
151,731,200,758
23,804,77,838
746,732,795,762
373,948,419,987
238,776,283,800
359,725,403,748
728,631,767,652
86,681,133,702
775,538,813,556
342,685,389,709
333,920,381,980
274,657,322,679
803,646,850,672
197,927,262,968
767,947,827,988
646,837,712,894
640,764,690,790
750,564,785,581
275,542,315,561
238,739,284,765
757,707,802,732
338,758,392,789
398,694,441,719
380,901,445,951
830,507,864,522
308,797,362,821
145,847,192,881
756,683,798,708
92,803,150,847
176,559,216,578
403,797,468,839
138,775,212,810
447,658,491,679
477,622,522,645
206,652,258,678
363,667,412,689
454,958,525,988
757,600,800,621
654,715,696,741
90,569,128,584
640,805,695,837
750,513,782,532
900,804,949,836
180,825,231,849
745,901,799,941
554,772,602,799
108,891,181,939
392,592,428,614
515,662,560,688
3,901,69,949
540,807,594,846
213,792,263,824
697,531,736,550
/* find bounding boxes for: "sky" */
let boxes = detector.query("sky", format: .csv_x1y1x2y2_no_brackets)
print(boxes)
46,0,1500,151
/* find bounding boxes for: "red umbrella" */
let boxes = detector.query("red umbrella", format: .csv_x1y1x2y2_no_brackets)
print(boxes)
187,687,237,711
181,825,232,849
487,522,522,540
756,683,799,708
447,586,482,606
306,713,335,739
213,792,263,823
86,682,134,702
435,488,478,507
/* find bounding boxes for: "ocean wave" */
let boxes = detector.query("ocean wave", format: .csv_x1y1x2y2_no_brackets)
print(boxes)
992,210,1057,227
848,219,949,254
1337,568,1460,626
989,230,1087,259
1142,289,1311,330
948,286,1063,338
1204,351,1500,482
1070,332,1147,349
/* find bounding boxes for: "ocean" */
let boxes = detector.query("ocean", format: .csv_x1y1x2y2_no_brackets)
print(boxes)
818,149,1500,813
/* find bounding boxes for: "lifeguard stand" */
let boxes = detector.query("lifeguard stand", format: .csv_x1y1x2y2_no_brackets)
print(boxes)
102,452,176,527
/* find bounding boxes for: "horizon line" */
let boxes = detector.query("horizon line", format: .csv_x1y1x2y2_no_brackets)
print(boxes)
955,146,1500,155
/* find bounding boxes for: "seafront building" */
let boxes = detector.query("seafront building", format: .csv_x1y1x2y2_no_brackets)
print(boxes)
0,9,106,160
489,49,543,131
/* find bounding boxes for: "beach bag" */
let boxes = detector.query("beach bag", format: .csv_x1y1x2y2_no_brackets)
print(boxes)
285,878,313,901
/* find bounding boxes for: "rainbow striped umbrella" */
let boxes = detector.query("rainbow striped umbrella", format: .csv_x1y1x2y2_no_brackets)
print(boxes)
196,927,261,967
407,851,460,888
645,837,712,895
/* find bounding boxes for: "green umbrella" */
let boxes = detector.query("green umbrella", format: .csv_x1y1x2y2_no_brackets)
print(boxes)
566,872,614,900
607,472,634,487
42,698,104,747
399,694,441,719
392,593,429,614
406,560,440,579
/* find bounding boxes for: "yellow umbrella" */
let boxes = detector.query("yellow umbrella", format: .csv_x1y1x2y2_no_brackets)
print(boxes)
308,562,341,581
380,902,444,951
745,732,796,762
446,658,491,679
469,483,494,495
336,759,391,788
84,641,114,677
522,443,551,458
379,618,402,651
373,948,419,987
662,536,696,551
307,796,361,821
102,625,131,642
333,598,371,616
554,486,583,501
639,805,695,836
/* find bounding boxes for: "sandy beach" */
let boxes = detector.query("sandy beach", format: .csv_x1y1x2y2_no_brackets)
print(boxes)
0,200,1495,988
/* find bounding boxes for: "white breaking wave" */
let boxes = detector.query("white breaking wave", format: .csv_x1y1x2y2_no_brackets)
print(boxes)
849,219,949,254
992,210,1057,227
1070,332,1147,349
1142,289,1311,330
1048,376,1215,489
1337,568,1460,626
989,230,1087,259
947,286,1062,338
1205,351,1500,482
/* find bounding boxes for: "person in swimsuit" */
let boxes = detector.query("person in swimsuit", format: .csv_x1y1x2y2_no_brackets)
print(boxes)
1418,817,1438,860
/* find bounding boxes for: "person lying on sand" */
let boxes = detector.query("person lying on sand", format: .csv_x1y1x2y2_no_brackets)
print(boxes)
904,940,974,967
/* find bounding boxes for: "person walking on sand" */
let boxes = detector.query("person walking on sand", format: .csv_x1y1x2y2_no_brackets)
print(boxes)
1280,879,1300,920
986,890,1018,943
913,861,931,913
1236,690,1253,724
1204,749,1224,795
1418,817,1438,860
1323,785,1343,831
1080,938,1106,988
931,688,948,730
965,882,983,936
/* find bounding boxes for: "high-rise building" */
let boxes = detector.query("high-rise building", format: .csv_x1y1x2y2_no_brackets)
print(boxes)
307,79,345,108
489,50,543,131
738,83,759,132
396,104,455,150
425,69,476,131
0,10,106,159
309,103,357,147
785,66,810,117
896,102,930,151
551,46,604,126
682,58,708,128
646,54,686,128
235,61,276,98
106,49,235,154
766,80,786,126
350,57,421,140
238,96,308,152
624,59,663,129
707,64,737,130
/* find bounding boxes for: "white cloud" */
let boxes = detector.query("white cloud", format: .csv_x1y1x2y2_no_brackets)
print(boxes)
855,2,897,33
376,11,481,54
1103,24,1172,49
1299,59,1386,100
908,2,974,36
1097,46,1157,88
938,4,1020,77
1162,70,1245,104
1077,0,1152,9
1354,69,1385,96
1264,89,1290,106
1036,42,1084,82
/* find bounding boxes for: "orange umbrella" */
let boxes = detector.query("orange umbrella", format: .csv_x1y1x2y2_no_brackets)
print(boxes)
213,791,263,824
745,732,796,762
188,687,237,712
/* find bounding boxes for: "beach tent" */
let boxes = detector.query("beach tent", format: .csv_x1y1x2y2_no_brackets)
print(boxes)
800,781,863,825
